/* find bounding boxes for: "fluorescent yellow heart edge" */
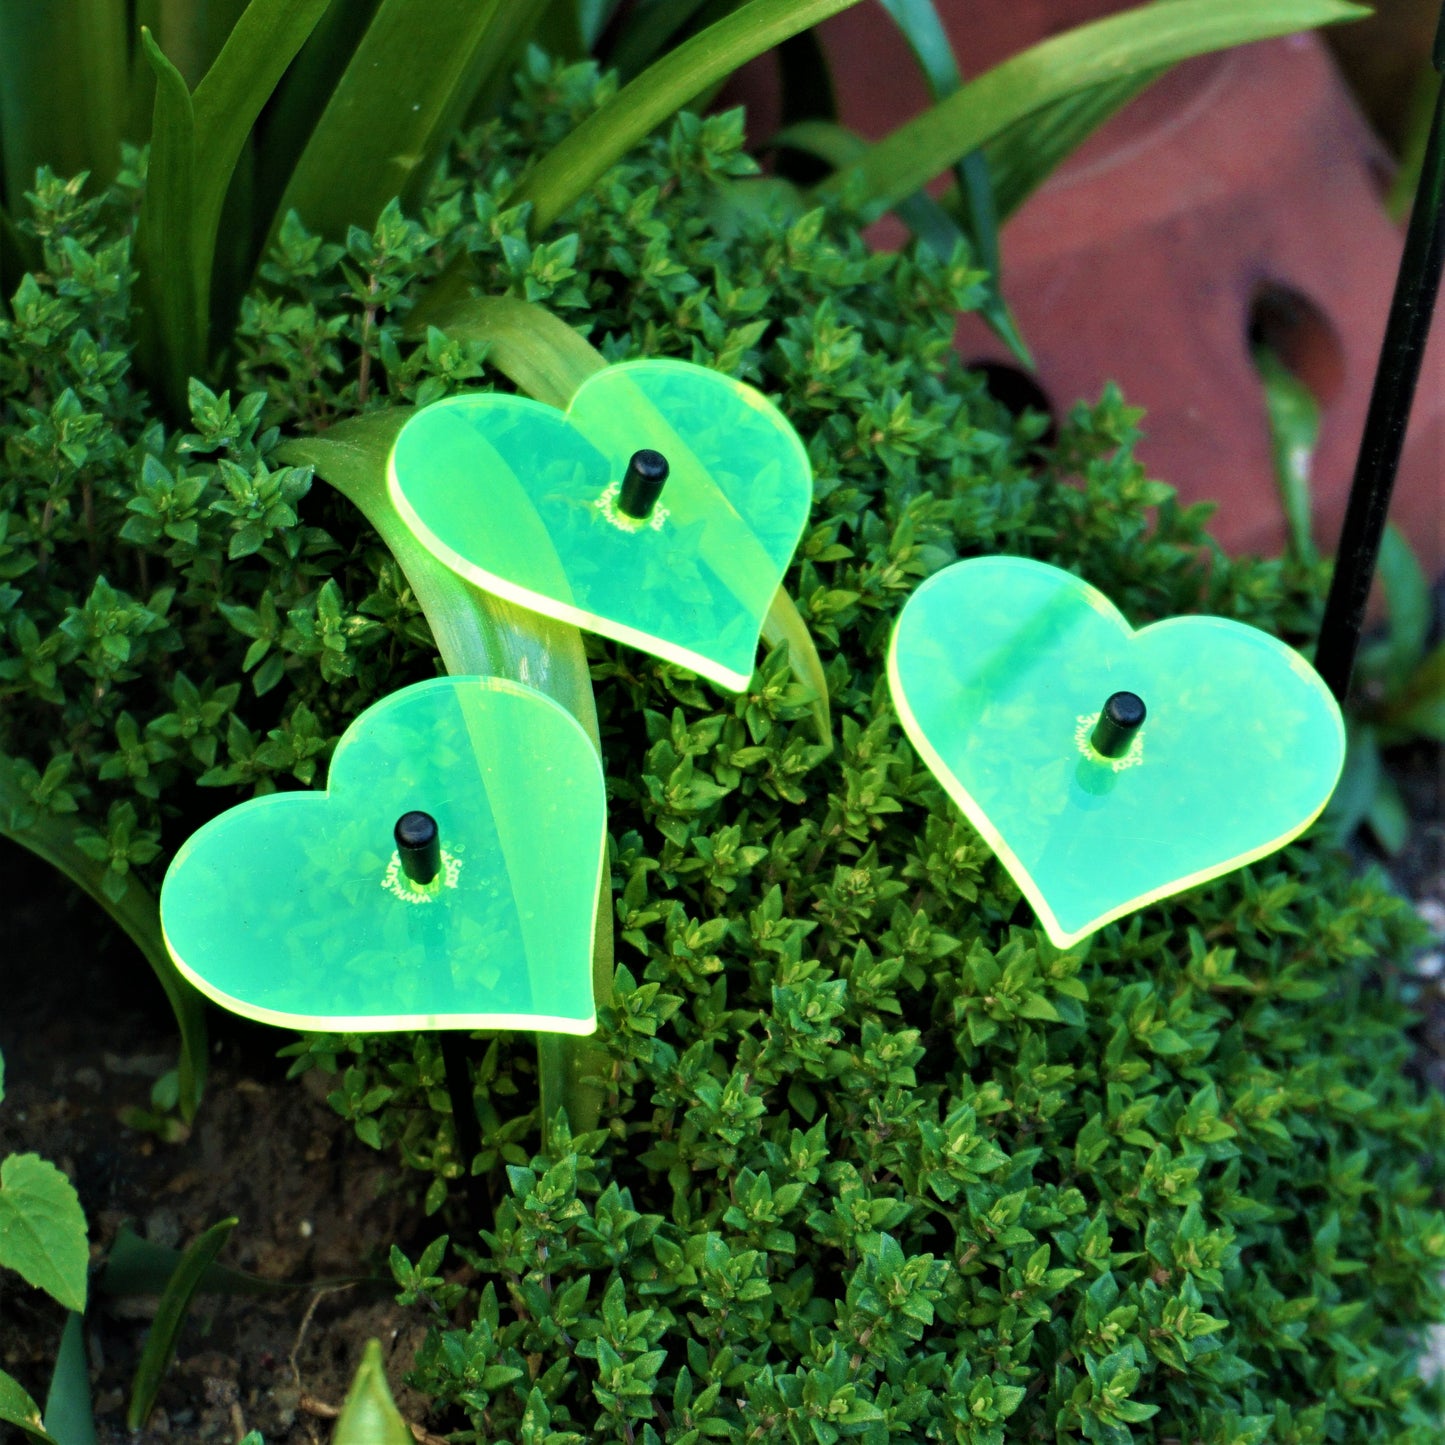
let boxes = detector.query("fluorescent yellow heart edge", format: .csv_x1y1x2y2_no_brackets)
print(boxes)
159,677,606,1035
884,582,1346,949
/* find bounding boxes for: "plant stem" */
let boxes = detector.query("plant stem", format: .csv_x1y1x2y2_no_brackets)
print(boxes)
1315,28,1444,700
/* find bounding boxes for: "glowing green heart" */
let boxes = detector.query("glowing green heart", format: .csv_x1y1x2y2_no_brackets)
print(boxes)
887,558,1345,946
159,678,605,1033
388,360,812,691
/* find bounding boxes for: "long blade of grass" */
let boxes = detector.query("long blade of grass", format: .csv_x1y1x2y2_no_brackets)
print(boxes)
1376,524,1431,687
1388,63,1441,221
277,413,599,736
0,0,129,212
1254,343,1320,566
249,0,379,231
42,1315,97,1445
127,1218,238,1431
408,293,606,405
100,1224,368,1297
189,0,331,317
763,587,832,745
144,0,249,88
607,0,715,80
981,69,1162,222
134,28,201,411
774,119,961,255
268,0,550,245
0,754,207,1121
774,117,1028,360
278,410,608,1139
0,202,36,297
820,0,1369,221
509,0,865,236
1382,641,1445,741
877,0,1028,363
577,0,624,49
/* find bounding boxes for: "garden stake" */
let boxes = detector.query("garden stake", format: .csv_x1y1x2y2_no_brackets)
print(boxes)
159,678,607,1227
887,557,1344,947
1314,3,1445,701
395,809,488,1227
386,357,826,1147
388,359,816,694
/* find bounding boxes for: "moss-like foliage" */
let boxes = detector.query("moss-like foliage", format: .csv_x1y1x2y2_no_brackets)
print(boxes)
2,55,1442,1444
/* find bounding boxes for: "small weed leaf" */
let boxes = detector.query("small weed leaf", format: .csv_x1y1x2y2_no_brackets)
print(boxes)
0,1369,58,1445
0,1154,89,1314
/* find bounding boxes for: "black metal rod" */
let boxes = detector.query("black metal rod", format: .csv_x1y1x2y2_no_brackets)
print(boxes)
1315,25,1445,702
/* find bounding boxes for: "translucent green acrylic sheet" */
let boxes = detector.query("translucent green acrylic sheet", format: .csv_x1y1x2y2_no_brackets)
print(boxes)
887,558,1345,946
159,677,606,1034
388,360,812,691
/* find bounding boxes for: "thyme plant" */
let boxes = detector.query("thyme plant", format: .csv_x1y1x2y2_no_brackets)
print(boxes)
1,56,1442,1445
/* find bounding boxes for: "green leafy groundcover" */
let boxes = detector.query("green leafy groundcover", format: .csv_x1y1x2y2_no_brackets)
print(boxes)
3,53,1444,1444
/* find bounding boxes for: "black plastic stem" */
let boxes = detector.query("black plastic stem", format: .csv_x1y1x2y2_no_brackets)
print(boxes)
1315,27,1445,702
439,1033,488,1228
618,449,669,520
1091,691,1147,759
395,810,441,886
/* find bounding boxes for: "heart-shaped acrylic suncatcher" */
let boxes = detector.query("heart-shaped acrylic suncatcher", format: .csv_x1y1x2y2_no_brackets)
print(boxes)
887,557,1345,946
159,677,606,1033
388,360,812,691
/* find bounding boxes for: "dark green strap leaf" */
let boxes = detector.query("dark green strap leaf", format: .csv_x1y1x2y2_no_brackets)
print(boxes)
135,27,201,410
0,755,207,1120
127,1218,238,1431
0,0,128,212
877,0,1028,364
777,119,969,261
43,1315,97,1445
99,1223,368,1297
189,0,332,311
607,0,717,81
278,412,600,737
267,0,551,244
1254,344,1320,568
279,409,610,1142
820,0,1369,222
509,0,865,236
981,69,1162,223
412,293,833,746
409,293,606,406
763,587,833,747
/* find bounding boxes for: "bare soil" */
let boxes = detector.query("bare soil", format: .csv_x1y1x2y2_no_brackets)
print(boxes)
0,846,441,1444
